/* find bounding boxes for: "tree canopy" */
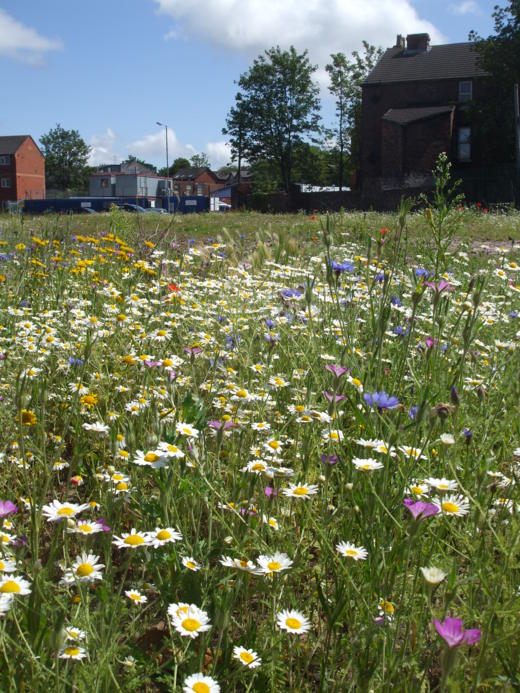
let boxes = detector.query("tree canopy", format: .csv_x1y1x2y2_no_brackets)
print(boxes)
190,153,210,168
469,1,520,164
39,124,91,192
225,46,321,192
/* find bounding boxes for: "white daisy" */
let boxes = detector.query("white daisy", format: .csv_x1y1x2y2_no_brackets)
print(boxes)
233,645,262,669
335,541,368,560
276,609,311,635
257,552,293,575
168,603,211,639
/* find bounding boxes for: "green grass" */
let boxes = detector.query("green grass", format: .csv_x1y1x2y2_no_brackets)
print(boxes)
0,204,519,691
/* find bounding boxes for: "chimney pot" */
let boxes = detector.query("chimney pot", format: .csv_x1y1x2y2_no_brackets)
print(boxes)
406,33,431,52
395,34,405,49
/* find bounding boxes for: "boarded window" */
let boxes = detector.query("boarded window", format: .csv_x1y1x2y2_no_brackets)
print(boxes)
457,127,471,162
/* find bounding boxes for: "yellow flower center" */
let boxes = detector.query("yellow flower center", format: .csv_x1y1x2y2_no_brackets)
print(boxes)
0,580,20,593
285,617,301,630
252,463,264,471
124,534,144,546
330,432,339,440
293,487,308,496
63,647,80,657
77,524,92,533
144,452,159,463
186,561,196,570
156,530,171,541
0,561,4,570
193,683,210,693
240,651,255,664
129,593,142,601
442,502,459,513
181,618,201,632
267,561,281,571
268,441,280,450
76,563,94,577
236,389,247,398
116,482,128,491
411,486,422,494
345,549,357,556
157,330,166,337
57,507,75,516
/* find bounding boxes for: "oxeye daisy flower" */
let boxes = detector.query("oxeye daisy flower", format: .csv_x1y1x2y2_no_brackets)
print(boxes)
42,500,90,522
183,672,220,693
352,457,384,471
157,441,184,459
264,438,283,454
262,514,279,531
182,556,201,572
59,645,87,660
220,556,262,574
0,594,13,616
233,645,262,669
0,556,16,573
148,527,182,548
407,481,429,497
64,626,86,641
276,609,311,635
113,529,151,549
282,483,319,499
62,553,104,584
426,477,458,492
67,520,106,536
257,552,293,575
168,603,211,639
321,429,344,443
125,589,147,604
0,574,31,596
336,541,368,560
175,422,199,438
399,446,427,461
435,494,470,516
132,450,167,468
420,567,447,585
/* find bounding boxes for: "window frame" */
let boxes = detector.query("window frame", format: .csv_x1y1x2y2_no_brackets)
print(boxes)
457,126,471,162
458,80,473,103
0,155,10,166
0,177,11,188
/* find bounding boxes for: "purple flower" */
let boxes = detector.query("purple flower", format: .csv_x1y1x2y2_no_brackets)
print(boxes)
264,486,278,498
325,363,348,378
433,617,481,648
208,420,236,431
408,406,419,420
0,500,18,518
323,391,346,403
424,280,455,293
321,454,339,465
96,517,112,532
403,498,439,520
363,391,400,410
330,260,354,274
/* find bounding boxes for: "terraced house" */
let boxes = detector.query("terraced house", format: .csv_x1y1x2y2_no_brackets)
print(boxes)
0,135,45,207
360,33,516,205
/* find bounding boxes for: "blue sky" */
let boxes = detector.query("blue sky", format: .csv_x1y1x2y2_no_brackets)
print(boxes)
0,0,499,169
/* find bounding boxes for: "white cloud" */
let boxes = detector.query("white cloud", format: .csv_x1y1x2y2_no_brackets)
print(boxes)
0,9,62,65
206,141,232,169
127,128,196,164
154,0,443,72
448,1,479,16
88,128,121,167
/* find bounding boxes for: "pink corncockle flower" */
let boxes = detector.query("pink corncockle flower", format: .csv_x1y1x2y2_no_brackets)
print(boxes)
322,391,346,403
0,500,18,518
424,280,455,293
264,486,278,498
325,364,348,378
208,420,237,431
144,360,162,368
433,617,481,648
403,498,439,520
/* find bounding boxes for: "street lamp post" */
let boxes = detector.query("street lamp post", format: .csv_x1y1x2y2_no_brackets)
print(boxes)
156,121,170,213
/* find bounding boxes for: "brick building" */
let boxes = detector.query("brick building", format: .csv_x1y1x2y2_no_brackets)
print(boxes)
171,167,222,197
359,33,508,202
0,135,45,207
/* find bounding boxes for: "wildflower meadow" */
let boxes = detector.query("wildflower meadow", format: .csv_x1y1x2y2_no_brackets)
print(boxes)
0,187,520,690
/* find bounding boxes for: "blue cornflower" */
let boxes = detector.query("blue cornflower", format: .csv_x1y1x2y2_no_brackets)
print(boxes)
265,319,275,328
408,406,419,420
394,326,407,336
509,311,518,318
281,288,303,298
330,260,354,273
363,391,400,410
390,296,403,307
414,268,432,278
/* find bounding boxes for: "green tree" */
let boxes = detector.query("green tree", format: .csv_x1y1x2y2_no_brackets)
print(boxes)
469,1,520,164
222,93,248,186
123,155,157,172
226,46,321,192
39,124,91,192
190,153,210,168
326,42,383,189
158,157,191,177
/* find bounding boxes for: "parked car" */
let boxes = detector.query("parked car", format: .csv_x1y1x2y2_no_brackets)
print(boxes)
145,207,169,215
118,203,147,213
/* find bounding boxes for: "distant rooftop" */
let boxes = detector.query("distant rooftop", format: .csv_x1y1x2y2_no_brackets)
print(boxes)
0,135,33,154
364,36,487,85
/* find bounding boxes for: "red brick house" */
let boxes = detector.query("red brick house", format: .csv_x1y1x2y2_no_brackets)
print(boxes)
0,136,45,207
171,167,222,197
359,34,509,203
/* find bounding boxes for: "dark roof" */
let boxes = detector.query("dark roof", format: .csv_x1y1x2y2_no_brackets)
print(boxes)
0,135,32,154
382,105,455,125
364,42,488,85
172,167,212,180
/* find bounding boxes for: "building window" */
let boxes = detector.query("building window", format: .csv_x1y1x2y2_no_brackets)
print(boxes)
458,81,472,102
185,184,193,195
196,184,205,196
0,155,9,166
457,127,471,162
0,177,11,188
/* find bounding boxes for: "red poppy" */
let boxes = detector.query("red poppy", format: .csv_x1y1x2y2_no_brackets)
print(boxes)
381,227,389,236
168,283,180,293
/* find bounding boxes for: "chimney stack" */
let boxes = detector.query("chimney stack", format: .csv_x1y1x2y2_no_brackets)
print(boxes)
395,34,405,49
406,33,431,52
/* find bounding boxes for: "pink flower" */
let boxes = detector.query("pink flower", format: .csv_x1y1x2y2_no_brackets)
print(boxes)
433,617,481,648
325,364,348,378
